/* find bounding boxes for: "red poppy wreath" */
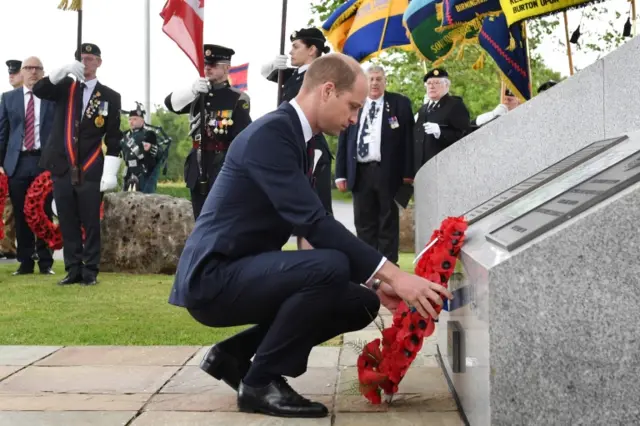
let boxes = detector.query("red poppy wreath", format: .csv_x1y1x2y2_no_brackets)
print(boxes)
24,171,104,250
356,216,468,404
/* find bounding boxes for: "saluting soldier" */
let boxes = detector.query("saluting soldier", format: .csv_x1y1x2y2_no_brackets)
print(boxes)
120,102,158,191
34,43,122,286
260,28,334,215
165,44,252,219
413,68,470,174
0,59,23,260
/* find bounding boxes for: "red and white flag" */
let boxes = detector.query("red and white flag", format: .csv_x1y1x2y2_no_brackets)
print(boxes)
160,0,205,77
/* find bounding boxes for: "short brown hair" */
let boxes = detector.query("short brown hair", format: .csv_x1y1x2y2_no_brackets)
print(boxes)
301,53,363,93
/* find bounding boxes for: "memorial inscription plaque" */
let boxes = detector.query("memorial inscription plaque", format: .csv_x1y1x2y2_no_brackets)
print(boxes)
463,136,628,224
486,149,640,251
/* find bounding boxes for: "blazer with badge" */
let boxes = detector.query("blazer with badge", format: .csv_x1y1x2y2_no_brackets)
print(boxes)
164,82,251,189
0,87,55,177
33,76,122,182
169,102,383,308
335,91,415,197
413,93,470,174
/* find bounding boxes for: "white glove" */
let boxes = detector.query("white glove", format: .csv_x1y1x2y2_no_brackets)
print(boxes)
475,104,509,127
100,155,121,192
423,122,441,139
191,77,210,95
49,61,84,84
260,54,288,79
493,103,508,117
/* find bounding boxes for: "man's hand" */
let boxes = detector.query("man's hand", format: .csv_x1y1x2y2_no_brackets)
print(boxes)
336,180,347,192
49,61,84,84
376,282,401,313
0,167,4,175
423,122,441,139
191,77,209,95
376,261,453,319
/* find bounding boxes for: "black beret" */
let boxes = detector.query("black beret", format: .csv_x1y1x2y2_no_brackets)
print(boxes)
204,44,235,65
504,88,515,97
290,27,326,44
538,80,557,93
126,103,145,118
6,60,21,74
423,68,448,81
76,43,101,57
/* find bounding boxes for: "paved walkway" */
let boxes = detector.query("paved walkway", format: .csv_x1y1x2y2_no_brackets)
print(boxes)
0,311,463,426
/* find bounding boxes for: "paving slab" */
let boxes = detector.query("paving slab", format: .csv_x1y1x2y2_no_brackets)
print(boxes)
0,346,61,366
338,367,449,396
35,346,201,366
0,366,22,381
185,346,340,368
0,393,150,411
131,411,332,425
0,411,136,426
0,366,179,394
334,412,464,425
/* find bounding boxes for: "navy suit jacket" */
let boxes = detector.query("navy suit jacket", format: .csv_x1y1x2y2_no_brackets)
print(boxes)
169,102,384,308
0,87,54,177
335,91,414,196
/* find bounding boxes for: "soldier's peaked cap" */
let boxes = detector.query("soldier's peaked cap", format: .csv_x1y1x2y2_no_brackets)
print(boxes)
6,60,21,74
424,68,448,81
204,44,235,65
76,43,101,57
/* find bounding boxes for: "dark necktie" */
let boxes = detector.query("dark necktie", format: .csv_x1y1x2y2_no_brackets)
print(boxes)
307,136,316,184
24,91,35,150
357,101,377,158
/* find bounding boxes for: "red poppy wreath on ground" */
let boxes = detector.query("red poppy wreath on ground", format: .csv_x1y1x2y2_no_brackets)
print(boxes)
24,171,104,250
0,173,8,240
357,216,468,404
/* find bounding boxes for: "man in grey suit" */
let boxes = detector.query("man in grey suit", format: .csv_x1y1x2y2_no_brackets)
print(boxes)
0,56,55,275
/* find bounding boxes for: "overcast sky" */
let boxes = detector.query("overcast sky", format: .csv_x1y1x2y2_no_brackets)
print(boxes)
0,0,632,119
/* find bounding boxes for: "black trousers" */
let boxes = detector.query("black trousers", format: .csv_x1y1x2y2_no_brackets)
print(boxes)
352,162,400,263
8,154,53,271
188,249,380,378
189,152,225,220
52,173,102,279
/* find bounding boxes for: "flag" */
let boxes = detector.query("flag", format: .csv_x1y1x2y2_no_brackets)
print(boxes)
439,0,502,30
57,0,82,10
160,0,205,77
478,14,531,100
402,0,480,65
229,63,248,92
322,0,412,63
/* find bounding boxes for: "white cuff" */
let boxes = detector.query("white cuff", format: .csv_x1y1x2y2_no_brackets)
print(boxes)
365,256,387,285
260,61,275,79
475,111,496,127
170,86,198,111
335,178,347,184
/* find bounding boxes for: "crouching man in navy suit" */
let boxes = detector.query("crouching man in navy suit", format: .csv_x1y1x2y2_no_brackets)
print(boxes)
169,53,453,419
0,56,55,275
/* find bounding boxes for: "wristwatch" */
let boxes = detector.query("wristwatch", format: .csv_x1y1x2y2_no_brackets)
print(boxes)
371,279,381,292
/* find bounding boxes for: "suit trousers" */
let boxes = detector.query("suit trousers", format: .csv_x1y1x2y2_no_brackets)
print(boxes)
52,173,102,279
187,249,380,378
8,154,53,270
352,162,400,263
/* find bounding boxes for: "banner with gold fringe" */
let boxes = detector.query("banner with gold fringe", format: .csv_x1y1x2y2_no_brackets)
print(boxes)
439,0,502,30
403,0,481,66
478,13,531,100
57,0,82,10
499,0,596,27
322,0,412,63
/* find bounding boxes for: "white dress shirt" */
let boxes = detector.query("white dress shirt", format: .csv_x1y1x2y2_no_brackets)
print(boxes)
289,98,386,284
82,78,99,113
23,86,42,150
356,95,384,163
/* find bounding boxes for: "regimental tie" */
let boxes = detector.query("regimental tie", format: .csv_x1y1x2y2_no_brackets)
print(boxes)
357,101,378,159
24,91,35,150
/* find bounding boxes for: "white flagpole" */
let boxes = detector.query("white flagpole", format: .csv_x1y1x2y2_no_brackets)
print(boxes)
144,0,151,121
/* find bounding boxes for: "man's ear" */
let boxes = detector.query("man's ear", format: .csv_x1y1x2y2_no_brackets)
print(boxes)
321,82,335,102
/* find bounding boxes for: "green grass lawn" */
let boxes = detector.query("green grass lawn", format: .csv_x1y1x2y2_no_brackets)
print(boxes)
0,246,414,346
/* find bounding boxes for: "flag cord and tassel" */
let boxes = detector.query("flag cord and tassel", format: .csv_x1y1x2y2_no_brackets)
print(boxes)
376,0,394,55
562,11,575,75
57,0,81,10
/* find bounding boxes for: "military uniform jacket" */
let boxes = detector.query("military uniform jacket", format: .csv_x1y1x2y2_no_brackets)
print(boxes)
413,93,469,175
267,67,333,165
164,82,251,189
120,127,157,177
33,76,122,182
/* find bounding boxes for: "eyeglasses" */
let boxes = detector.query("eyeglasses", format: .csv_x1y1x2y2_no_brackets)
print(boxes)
426,81,443,87
22,66,43,72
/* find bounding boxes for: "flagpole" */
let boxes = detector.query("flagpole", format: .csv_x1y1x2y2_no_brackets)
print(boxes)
632,0,637,36
523,21,533,97
562,12,574,76
144,0,151,121
75,8,82,62
276,0,289,106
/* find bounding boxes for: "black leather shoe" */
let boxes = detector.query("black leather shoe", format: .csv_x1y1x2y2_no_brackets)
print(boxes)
40,268,55,275
200,345,251,391
237,380,328,418
58,274,82,285
80,276,98,286
3,253,17,260
12,269,34,276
